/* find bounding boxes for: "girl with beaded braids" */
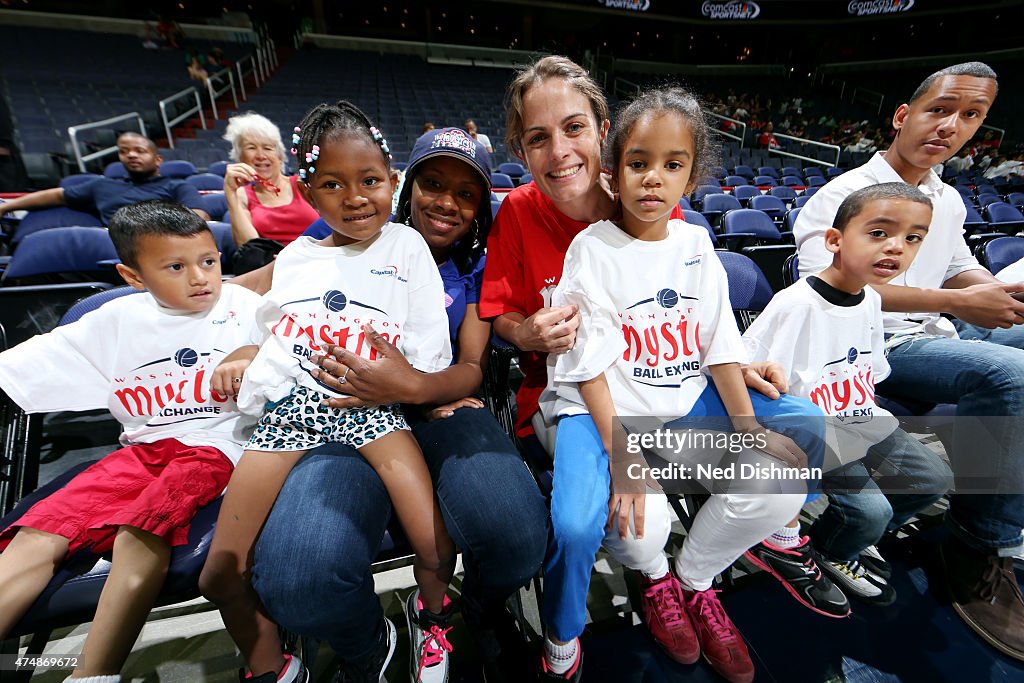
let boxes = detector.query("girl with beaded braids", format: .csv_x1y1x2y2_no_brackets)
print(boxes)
199,101,459,683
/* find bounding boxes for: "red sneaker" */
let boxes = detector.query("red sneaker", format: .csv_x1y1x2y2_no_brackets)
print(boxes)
639,571,700,664
683,588,754,683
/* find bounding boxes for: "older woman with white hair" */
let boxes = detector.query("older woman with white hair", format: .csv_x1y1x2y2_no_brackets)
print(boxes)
222,112,319,269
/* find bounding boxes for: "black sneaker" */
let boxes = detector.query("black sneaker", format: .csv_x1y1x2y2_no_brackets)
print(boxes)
744,536,851,618
243,654,310,683
817,553,897,606
467,602,534,683
335,618,397,683
539,639,583,682
859,545,893,580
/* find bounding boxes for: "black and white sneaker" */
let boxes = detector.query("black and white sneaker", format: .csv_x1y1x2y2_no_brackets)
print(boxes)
859,545,893,580
335,618,397,683
744,536,851,618
818,554,897,606
404,589,455,683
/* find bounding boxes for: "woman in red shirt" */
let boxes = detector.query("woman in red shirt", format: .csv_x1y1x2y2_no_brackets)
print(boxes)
222,112,319,249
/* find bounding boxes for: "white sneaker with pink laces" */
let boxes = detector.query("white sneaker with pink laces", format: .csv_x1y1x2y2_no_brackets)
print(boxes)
403,589,455,683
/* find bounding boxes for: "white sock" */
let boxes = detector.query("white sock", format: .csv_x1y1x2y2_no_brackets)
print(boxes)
544,636,579,675
63,676,121,683
768,523,801,549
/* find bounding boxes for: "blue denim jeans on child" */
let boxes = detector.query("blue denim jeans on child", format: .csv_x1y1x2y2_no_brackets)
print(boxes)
811,427,953,561
251,406,548,665
880,322,1024,556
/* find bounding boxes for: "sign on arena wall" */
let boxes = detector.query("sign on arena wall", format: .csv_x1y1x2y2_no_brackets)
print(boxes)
598,0,651,11
701,1,761,20
847,0,914,16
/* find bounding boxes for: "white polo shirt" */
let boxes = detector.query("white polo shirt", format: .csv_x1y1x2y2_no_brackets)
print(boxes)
794,152,985,343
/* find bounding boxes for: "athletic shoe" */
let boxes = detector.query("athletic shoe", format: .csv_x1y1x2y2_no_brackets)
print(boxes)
817,554,897,606
244,654,310,682
638,570,700,664
404,589,455,683
744,537,850,618
859,545,893,579
539,638,583,682
941,535,1024,661
682,588,754,683
334,618,397,683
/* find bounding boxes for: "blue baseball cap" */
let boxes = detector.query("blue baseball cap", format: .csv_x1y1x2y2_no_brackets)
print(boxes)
406,127,492,189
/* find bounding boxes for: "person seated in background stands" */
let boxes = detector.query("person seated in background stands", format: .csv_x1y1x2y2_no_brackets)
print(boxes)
464,119,494,154
221,112,319,272
186,49,209,84
422,121,436,134
944,148,974,175
0,132,209,223
983,153,1023,180
844,132,876,155
758,122,781,150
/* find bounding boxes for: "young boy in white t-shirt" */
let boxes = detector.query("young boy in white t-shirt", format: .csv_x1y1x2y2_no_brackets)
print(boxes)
744,183,952,608
0,201,290,683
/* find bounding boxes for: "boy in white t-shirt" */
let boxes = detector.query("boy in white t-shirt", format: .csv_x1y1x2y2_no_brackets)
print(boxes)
0,200,278,683
744,183,952,608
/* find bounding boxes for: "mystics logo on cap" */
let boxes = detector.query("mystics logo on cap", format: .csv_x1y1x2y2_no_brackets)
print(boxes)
431,129,477,158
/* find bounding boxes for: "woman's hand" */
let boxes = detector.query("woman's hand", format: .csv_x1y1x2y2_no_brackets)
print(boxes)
223,162,258,195
310,324,424,408
511,305,580,354
425,397,485,421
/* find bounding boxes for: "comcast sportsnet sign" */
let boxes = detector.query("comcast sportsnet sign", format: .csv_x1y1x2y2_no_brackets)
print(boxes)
599,0,651,11
848,0,914,16
701,1,760,20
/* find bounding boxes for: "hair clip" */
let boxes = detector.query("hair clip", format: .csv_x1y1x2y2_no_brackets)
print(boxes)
298,168,307,181
307,165,315,174
290,147,297,155
305,152,313,163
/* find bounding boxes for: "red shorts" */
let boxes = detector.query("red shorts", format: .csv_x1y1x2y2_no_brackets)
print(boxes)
0,439,233,557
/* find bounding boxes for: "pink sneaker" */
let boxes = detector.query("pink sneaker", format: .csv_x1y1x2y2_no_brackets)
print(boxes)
683,588,754,683
639,571,700,664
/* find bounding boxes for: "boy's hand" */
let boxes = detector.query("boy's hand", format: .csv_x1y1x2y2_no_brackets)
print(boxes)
741,361,789,399
425,397,484,421
211,359,251,398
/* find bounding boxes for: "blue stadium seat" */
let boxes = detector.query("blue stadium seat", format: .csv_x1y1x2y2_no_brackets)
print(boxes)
520,173,533,185
984,202,1024,234
803,187,819,197
694,184,724,206
186,173,226,191
490,172,515,189
2,227,119,285
780,166,801,178
206,221,238,273
733,165,755,180
785,207,802,234
781,175,804,187
769,186,798,204
807,176,827,187
793,195,812,208
724,175,748,187
803,166,825,178
208,161,230,177
677,197,692,211
498,162,527,181
1007,192,1024,212
701,193,742,227
681,210,718,246
199,193,229,222
977,236,1024,274
753,175,777,187
749,194,788,223
733,185,761,205
12,207,104,247
160,160,198,179
756,167,779,180
717,251,774,329
721,209,794,292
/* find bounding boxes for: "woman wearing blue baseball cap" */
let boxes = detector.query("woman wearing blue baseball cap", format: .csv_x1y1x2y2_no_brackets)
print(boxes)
248,127,548,683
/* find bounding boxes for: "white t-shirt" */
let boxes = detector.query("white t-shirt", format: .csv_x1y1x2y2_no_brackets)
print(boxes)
474,133,492,151
238,223,452,415
794,152,984,344
0,284,263,464
540,219,746,421
997,259,1024,284
743,278,898,465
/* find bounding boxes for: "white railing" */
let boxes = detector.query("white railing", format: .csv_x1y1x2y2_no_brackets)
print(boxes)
613,77,640,99
769,132,841,168
159,87,205,149
206,67,239,120
235,54,260,101
850,85,885,116
67,113,146,173
707,111,747,149
980,124,1006,149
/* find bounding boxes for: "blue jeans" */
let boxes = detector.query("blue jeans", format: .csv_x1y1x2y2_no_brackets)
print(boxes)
543,382,825,641
881,322,1024,555
251,406,548,663
811,427,953,561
